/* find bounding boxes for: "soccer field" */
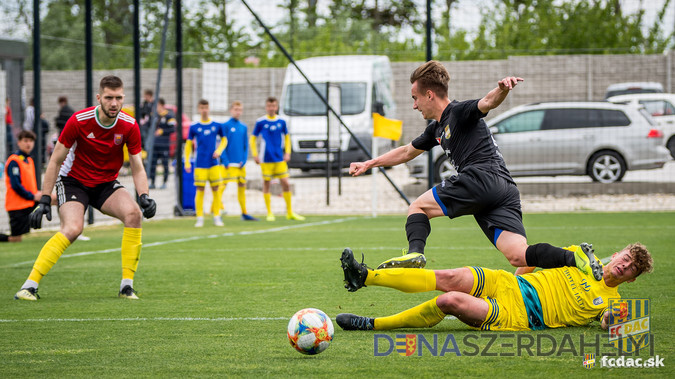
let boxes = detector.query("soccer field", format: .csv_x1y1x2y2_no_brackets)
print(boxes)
1,212,673,377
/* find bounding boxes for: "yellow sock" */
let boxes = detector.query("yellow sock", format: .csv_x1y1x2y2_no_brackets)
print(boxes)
195,190,205,217
374,297,446,330
211,186,223,216
365,268,436,293
238,186,247,214
121,227,142,280
220,183,227,212
28,232,71,283
264,193,272,215
283,191,293,215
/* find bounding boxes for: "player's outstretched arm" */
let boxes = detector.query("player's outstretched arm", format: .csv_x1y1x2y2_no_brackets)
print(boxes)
349,143,424,177
129,152,149,196
477,77,524,114
129,152,156,218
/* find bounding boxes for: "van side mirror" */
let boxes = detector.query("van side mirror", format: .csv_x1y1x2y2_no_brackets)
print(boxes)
373,101,385,116
489,126,499,134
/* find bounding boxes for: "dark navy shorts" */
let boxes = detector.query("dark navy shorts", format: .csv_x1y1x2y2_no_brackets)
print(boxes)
9,207,33,236
431,166,526,245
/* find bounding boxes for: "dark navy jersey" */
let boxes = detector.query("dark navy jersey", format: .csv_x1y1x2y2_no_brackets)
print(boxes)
411,99,513,183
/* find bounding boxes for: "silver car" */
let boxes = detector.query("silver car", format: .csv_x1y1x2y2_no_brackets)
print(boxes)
407,102,671,183
606,93,675,158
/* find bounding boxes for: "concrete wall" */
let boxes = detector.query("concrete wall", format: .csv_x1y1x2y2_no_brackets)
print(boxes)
24,51,675,142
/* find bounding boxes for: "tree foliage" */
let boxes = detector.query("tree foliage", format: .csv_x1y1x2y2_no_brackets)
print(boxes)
6,0,674,70
436,0,674,60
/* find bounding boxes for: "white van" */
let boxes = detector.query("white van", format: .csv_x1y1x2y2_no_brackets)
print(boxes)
279,55,396,170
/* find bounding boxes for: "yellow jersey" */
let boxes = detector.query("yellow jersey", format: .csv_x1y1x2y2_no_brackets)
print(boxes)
521,266,619,328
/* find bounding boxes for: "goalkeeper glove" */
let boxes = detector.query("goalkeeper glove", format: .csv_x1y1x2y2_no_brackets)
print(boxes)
30,195,53,229
138,194,157,219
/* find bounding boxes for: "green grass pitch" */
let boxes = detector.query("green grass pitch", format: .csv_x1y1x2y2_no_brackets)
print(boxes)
1,212,673,377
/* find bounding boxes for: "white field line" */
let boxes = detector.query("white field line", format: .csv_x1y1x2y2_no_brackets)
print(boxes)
2,217,360,268
0,315,458,323
0,316,288,323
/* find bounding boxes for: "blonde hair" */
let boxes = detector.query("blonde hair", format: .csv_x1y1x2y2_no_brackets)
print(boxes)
626,242,653,276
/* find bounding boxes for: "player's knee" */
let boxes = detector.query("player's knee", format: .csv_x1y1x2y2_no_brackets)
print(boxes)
436,292,462,314
503,250,526,267
407,200,424,215
61,223,83,241
123,207,143,227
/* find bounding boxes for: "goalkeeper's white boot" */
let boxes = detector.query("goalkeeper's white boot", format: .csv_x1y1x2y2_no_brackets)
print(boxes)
118,285,139,300
14,287,39,301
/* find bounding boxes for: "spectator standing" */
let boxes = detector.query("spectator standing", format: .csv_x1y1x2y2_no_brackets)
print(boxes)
54,96,75,135
148,98,176,189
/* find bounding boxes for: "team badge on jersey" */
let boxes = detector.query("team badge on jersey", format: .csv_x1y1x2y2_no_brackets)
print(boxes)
608,298,650,354
114,134,123,145
444,125,451,139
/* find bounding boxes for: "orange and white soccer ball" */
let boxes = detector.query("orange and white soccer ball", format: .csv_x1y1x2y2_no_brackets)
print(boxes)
287,308,334,355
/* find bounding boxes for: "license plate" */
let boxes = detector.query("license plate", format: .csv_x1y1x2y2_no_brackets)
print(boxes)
306,153,334,163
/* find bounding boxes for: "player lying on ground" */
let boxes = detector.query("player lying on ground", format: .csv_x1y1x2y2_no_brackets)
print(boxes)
336,244,652,331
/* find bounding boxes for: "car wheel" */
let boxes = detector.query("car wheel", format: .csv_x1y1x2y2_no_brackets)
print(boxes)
587,151,626,183
434,155,457,183
667,137,675,160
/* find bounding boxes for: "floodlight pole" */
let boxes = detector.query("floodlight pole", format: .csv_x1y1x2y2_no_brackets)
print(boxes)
426,0,434,190
145,0,172,185
85,0,95,225
134,0,141,126
32,0,41,187
175,0,186,214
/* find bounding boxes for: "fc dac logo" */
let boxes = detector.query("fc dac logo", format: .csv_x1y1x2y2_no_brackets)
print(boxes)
608,298,650,354
583,353,596,369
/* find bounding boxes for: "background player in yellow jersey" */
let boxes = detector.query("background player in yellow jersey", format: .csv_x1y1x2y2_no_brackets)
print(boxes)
337,243,652,331
184,99,227,227
250,97,304,221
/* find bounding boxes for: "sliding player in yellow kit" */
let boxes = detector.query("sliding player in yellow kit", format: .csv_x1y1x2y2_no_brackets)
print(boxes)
337,243,652,331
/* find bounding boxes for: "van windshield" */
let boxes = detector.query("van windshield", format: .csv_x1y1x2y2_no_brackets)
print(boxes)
283,82,367,116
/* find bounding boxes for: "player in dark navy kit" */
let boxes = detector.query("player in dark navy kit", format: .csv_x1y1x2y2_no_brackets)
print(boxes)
347,60,602,281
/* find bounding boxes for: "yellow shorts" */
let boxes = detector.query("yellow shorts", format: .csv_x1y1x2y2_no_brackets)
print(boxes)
468,266,529,331
221,166,246,184
260,161,289,181
194,166,223,187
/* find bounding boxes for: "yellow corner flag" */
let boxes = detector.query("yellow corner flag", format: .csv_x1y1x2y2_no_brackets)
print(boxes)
373,113,403,141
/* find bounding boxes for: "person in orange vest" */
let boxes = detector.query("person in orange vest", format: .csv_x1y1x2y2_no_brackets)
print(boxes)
2,130,43,242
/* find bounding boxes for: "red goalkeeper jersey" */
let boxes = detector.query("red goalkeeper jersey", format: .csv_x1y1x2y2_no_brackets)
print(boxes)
58,106,142,187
